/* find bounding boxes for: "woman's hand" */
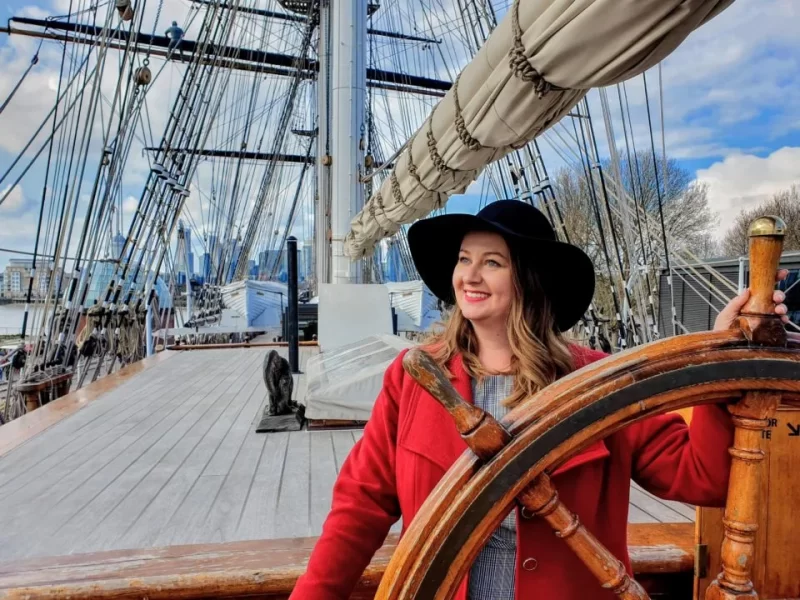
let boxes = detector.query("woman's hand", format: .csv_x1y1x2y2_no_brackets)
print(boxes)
713,269,790,331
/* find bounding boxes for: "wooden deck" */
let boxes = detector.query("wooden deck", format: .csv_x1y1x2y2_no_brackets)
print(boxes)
0,346,693,562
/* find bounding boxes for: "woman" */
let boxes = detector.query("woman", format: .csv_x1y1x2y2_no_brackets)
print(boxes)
291,200,789,600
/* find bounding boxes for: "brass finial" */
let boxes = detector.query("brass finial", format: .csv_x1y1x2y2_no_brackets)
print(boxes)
748,216,786,237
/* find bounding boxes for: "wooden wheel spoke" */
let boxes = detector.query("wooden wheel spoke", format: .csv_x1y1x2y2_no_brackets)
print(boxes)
402,348,512,460
517,474,648,599
390,217,795,600
403,347,649,599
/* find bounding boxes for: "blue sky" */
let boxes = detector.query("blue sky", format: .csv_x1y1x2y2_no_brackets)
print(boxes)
0,0,798,270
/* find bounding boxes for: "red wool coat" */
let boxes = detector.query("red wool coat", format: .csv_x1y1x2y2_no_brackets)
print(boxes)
291,344,734,599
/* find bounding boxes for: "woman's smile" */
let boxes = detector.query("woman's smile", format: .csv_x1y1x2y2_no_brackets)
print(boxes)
464,290,490,302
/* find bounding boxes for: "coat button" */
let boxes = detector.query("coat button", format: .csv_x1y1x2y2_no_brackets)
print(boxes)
522,557,538,571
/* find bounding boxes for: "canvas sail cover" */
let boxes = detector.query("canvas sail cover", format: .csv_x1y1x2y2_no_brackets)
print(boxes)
343,0,733,259
302,334,415,421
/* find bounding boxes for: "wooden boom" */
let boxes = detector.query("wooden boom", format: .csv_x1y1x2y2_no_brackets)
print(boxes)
378,216,799,600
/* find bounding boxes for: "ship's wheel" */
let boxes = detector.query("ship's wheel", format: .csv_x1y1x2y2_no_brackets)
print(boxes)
376,216,800,600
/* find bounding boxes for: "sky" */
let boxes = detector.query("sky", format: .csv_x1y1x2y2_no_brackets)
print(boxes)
0,0,798,272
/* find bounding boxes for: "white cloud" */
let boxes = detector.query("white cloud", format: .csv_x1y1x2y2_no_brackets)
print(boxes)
0,184,25,211
695,146,800,237
553,0,800,166
122,195,138,215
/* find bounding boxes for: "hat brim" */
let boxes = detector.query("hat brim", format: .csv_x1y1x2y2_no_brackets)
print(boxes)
407,213,595,332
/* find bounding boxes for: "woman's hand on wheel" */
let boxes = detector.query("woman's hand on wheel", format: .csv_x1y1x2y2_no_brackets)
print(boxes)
713,269,790,331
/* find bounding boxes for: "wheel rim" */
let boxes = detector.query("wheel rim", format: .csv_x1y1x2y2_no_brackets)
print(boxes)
377,332,800,599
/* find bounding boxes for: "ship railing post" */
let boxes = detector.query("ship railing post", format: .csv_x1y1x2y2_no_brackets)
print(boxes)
287,236,300,374
144,298,153,356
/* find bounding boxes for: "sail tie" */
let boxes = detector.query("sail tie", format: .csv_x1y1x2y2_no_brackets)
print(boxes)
452,73,483,152
426,112,458,177
508,0,561,97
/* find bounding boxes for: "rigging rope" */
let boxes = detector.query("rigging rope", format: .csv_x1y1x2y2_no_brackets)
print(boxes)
642,70,676,337
0,39,43,115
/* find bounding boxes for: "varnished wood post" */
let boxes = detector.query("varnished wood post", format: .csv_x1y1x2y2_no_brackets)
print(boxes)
704,392,780,600
734,216,787,347
705,216,787,600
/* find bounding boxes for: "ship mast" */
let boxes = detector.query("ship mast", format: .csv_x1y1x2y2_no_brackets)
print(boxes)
314,0,369,287
316,0,331,287
329,0,366,285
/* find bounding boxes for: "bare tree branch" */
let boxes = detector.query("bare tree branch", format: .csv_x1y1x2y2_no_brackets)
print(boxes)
721,185,800,256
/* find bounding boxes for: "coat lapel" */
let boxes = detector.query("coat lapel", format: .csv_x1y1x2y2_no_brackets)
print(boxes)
398,354,471,473
399,352,609,477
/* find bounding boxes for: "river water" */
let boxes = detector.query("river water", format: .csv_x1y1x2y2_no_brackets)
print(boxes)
0,304,44,335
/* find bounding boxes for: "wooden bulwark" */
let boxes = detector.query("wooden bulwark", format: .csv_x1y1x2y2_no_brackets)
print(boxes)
166,341,319,350
0,523,693,600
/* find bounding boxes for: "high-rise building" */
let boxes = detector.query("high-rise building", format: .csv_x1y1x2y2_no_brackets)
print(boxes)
201,234,220,283
184,227,194,276
202,252,211,281
227,238,241,283
111,233,125,259
258,249,282,279
302,243,313,282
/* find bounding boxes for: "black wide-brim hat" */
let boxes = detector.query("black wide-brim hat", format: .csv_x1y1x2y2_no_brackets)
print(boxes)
407,200,595,332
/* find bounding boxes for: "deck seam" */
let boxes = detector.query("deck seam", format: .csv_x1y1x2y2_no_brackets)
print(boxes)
80,351,262,551
0,350,177,458
145,350,264,548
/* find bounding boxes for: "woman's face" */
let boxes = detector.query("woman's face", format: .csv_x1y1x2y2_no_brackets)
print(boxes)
452,231,514,326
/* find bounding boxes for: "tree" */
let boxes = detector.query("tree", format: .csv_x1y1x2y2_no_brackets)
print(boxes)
548,150,718,341
552,150,718,268
721,185,800,257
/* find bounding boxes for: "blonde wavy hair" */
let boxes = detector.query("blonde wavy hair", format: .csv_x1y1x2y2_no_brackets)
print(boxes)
423,248,575,409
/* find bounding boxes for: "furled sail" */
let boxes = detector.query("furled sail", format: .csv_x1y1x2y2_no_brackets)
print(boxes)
343,0,734,259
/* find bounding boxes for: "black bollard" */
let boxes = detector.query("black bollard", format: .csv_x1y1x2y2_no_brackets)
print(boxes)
287,236,300,374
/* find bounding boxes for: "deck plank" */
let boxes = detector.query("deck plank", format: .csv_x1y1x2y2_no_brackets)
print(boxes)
150,352,266,548
0,356,179,497
116,351,260,550
235,431,290,541
629,482,695,523
80,351,263,552
331,430,357,472
273,429,312,539
186,369,272,545
309,431,338,532
628,504,655,523
0,350,178,460
0,355,225,558
9,353,237,558
0,345,695,562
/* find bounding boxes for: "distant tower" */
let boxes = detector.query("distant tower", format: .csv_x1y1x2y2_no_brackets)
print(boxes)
111,233,125,259
185,227,194,276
